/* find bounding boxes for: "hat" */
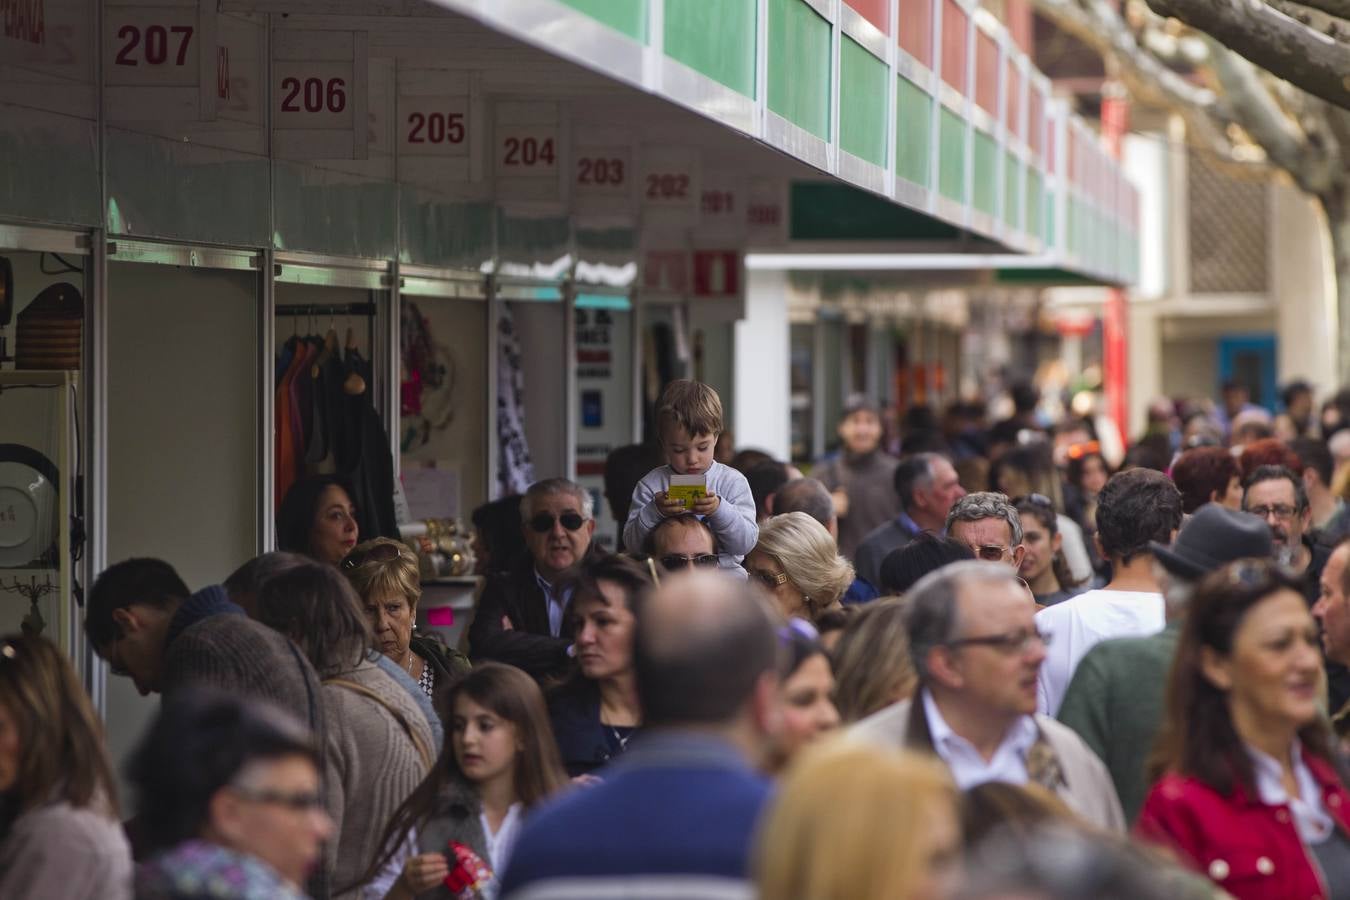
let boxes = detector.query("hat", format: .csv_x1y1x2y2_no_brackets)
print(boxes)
1149,503,1273,581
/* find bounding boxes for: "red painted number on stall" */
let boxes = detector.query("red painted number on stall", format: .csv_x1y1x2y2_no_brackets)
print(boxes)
577,158,625,185
503,137,555,166
281,77,346,113
115,24,193,66
407,112,465,144
646,174,689,200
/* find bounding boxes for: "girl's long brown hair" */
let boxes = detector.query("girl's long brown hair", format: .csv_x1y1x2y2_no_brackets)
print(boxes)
354,663,567,889
0,634,120,823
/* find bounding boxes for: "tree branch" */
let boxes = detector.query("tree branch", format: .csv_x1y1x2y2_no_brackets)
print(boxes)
1280,0,1350,21
1148,0,1350,108
1202,38,1329,189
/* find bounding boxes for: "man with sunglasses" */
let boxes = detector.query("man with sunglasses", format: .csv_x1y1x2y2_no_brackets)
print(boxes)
650,515,721,574
468,478,596,680
945,492,1026,569
850,561,1124,832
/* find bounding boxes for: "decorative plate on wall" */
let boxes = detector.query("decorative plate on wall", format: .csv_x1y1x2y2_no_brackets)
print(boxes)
0,445,59,569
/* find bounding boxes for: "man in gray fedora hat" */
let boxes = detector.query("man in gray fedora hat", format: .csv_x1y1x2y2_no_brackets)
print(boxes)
1056,503,1273,823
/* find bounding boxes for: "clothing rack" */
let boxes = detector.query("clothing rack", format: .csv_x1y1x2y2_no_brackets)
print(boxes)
275,302,377,317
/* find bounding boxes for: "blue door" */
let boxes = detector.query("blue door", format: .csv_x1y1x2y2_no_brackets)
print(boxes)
1217,334,1277,410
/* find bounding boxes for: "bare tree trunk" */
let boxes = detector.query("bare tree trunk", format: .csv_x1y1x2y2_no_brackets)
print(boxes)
1323,188,1350,383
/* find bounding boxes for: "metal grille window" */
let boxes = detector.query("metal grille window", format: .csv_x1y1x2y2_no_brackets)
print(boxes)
1187,150,1269,294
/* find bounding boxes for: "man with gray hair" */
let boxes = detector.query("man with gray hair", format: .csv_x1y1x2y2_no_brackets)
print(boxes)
469,477,596,679
854,453,967,590
773,477,838,539
850,561,1124,832
1056,504,1272,822
946,492,1026,569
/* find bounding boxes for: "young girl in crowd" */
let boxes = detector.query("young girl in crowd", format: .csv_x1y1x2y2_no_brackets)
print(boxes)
360,663,568,899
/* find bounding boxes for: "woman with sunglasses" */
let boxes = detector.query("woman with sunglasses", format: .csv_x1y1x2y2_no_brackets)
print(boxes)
745,513,854,623
649,514,721,575
547,554,652,777
1014,495,1086,607
1136,560,1350,899
344,537,471,711
132,690,333,900
0,634,132,899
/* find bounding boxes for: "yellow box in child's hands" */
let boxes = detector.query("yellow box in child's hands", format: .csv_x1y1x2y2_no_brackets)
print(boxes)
667,473,708,505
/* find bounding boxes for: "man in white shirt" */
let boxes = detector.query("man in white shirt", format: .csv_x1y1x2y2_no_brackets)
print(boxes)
851,561,1125,832
1035,468,1183,715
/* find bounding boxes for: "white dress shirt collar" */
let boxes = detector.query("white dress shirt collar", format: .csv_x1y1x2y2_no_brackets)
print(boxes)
1247,740,1334,844
534,568,573,638
922,690,1039,790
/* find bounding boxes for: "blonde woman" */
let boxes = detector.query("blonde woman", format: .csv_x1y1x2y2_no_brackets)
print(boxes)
744,512,854,622
343,537,469,706
755,741,961,900
831,597,918,723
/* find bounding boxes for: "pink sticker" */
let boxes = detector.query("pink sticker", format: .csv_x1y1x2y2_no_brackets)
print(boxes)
426,607,455,627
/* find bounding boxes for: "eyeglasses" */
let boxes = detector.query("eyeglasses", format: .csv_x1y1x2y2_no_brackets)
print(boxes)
751,569,791,590
946,627,1051,655
229,786,326,812
341,542,402,570
1015,493,1055,511
1245,504,1299,521
970,544,1013,562
659,554,719,572
528,512,587,533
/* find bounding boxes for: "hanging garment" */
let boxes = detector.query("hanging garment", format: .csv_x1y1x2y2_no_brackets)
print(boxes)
275,337,309,508
496,305,534,495
331,347,399,541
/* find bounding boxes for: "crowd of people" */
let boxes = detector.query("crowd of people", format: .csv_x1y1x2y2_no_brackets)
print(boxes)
11,376,1350,898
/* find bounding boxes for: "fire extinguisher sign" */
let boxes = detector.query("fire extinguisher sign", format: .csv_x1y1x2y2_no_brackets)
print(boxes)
691,250,741,298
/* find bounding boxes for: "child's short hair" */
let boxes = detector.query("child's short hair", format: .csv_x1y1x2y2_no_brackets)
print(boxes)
657,379,723,439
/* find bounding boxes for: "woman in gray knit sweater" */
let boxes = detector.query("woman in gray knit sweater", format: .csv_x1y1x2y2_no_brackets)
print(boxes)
260,563,436,899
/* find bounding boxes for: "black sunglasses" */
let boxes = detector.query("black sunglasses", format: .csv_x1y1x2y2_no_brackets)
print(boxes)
659,553,719,572
529,512,587,533
341,543,402,570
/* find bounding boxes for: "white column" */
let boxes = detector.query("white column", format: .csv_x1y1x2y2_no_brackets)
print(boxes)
1271,183,1336,390
734,269,791,460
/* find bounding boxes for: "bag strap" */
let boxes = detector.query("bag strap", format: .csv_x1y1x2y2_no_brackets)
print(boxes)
324,676,434,770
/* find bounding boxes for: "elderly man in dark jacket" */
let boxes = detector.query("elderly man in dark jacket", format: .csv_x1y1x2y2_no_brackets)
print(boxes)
469,478,596,680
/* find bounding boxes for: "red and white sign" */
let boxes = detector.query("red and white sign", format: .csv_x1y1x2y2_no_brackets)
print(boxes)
573,146,629,198
494,101,562,206
692,250,741,298
640,146,700,219
2,0,47,49
271,29,367,159
398,95,469,158
103,0,217,121
642,249,689,294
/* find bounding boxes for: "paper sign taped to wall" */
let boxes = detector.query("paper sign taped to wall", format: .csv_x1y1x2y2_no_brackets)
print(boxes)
402,464,460,521
667,473,707,505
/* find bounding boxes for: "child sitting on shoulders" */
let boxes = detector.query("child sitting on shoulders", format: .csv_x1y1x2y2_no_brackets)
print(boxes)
623,379,758,571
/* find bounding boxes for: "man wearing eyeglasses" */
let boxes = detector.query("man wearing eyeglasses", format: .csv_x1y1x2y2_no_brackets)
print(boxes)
650,515,721,574
468,478,596,680
1243,464,1328,598
850,561,1124,832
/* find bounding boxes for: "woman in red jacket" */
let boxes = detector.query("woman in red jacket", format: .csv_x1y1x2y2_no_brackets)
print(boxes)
1136,559,1350,899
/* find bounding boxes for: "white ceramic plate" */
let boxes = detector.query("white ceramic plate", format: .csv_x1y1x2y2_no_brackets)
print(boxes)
0,459,57,568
